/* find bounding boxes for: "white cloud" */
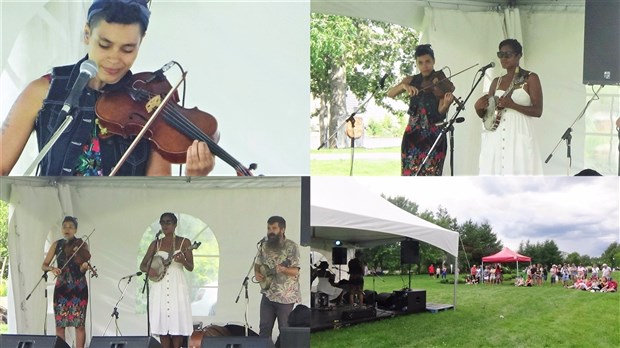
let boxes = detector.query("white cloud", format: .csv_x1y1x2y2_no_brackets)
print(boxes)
352,177,619,257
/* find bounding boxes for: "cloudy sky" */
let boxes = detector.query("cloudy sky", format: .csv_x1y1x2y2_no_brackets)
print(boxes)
350,177,619,257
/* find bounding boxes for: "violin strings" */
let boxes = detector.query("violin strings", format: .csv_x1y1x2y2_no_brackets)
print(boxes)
164,108,251,176
132,88,250,175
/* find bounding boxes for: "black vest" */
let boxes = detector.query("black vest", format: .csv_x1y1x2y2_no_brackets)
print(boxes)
35,56,150,176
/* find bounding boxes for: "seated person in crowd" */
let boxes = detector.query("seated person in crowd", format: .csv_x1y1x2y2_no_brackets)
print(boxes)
600,277,618,293
525,274,533,287
514,277,525,287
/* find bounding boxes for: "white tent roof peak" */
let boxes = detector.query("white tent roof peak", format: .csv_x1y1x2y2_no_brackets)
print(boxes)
311,177,459,256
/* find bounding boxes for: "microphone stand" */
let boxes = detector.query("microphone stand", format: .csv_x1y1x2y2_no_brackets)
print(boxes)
317,79,384,176
24,115,73,175
415,64,482,176
142,233,161,337
545,85,604,175
103,276,136,336
235,242,262,337
617,125,620,176
25,254,56,335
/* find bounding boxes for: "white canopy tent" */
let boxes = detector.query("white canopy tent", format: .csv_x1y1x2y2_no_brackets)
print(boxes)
0,0,310,176
0,176,310,345
312,0,619,175
310,176,460,305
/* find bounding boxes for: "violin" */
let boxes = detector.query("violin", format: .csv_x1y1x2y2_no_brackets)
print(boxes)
64,237,98,278
414,70,465,109
95,72,255,176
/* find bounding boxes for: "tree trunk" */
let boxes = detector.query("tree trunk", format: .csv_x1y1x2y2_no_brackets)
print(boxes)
318,94,329,149
328,60,347,148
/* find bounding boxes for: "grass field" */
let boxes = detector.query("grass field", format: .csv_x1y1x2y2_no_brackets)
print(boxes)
311,272,620,348
311,147,400,176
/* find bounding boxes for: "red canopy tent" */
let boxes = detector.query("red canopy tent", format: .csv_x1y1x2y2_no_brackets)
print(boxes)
482,247,532,280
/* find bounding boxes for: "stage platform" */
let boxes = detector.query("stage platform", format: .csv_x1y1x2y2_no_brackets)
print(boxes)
426,302,454,313
311,302,453,332
311,305,395,332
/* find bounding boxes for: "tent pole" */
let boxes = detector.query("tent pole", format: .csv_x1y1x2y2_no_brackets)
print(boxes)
453,255,458,309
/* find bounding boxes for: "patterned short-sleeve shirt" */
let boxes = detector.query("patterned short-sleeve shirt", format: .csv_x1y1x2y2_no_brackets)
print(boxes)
255,239,301,304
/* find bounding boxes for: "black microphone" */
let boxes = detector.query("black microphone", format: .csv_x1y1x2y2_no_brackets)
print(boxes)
145,61,175,83
379,73,389,89
478,62,495,72
257,236,268,245
58,59,97,118
120,271,142,280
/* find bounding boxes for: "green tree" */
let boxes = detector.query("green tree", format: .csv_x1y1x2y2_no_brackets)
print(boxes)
311,14,419,148
458,219,502,270
564,251,582,265
600,242,620,269
519,239,563,267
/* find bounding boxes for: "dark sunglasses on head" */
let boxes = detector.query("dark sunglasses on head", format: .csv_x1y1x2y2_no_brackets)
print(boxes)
497,51,516,59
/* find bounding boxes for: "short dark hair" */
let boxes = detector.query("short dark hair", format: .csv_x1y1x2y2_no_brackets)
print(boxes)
160,212,178,224
267,216,286,229
63,216,78,228
414,44,435,60
88,0,151,35
499,39,523,56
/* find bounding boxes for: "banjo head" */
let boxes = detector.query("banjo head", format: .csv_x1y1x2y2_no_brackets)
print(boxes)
149,255,166,282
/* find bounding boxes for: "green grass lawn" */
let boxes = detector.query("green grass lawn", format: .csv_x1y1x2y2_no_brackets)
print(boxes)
311,147,400,176
311,273,620,348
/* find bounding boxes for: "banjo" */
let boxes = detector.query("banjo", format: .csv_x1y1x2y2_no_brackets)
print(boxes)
482,67,528,131
257,259,291,291
148,240,201,282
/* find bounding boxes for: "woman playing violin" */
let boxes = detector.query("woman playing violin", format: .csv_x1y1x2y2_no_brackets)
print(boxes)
0,0,214,176
41,216,90,348
139,212,194,348
387,44,455,176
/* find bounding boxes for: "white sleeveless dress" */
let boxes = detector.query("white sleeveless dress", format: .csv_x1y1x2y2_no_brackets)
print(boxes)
149,240,193,336
479,88,544,175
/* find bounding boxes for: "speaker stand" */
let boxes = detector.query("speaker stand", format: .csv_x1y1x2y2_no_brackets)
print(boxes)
407,264,412,290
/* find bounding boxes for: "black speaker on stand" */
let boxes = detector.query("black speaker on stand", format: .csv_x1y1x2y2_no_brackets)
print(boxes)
583,0,620,85
332,247,347,265
0,335,70,348
400,239,419,289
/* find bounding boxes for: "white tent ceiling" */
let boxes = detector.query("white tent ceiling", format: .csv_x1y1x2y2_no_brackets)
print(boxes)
310,176,459,257
312,0,619,175
0,176,309,345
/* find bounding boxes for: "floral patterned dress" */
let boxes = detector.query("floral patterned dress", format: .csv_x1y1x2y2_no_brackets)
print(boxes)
53,239,88,327
401,74,447,176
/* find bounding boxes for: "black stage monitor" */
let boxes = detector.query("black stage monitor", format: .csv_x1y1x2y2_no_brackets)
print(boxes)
89,336,162,348
200,336,275,348
0,334,70,348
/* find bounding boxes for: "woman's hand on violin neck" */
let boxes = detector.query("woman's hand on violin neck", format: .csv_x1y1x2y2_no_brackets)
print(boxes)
438,92,454,114
185,140,214,176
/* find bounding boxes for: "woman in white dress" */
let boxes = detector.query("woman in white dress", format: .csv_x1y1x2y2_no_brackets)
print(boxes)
140,212,194,348
474,39,544,175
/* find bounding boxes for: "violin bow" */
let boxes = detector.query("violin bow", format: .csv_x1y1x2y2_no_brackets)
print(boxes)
109,72,187,176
